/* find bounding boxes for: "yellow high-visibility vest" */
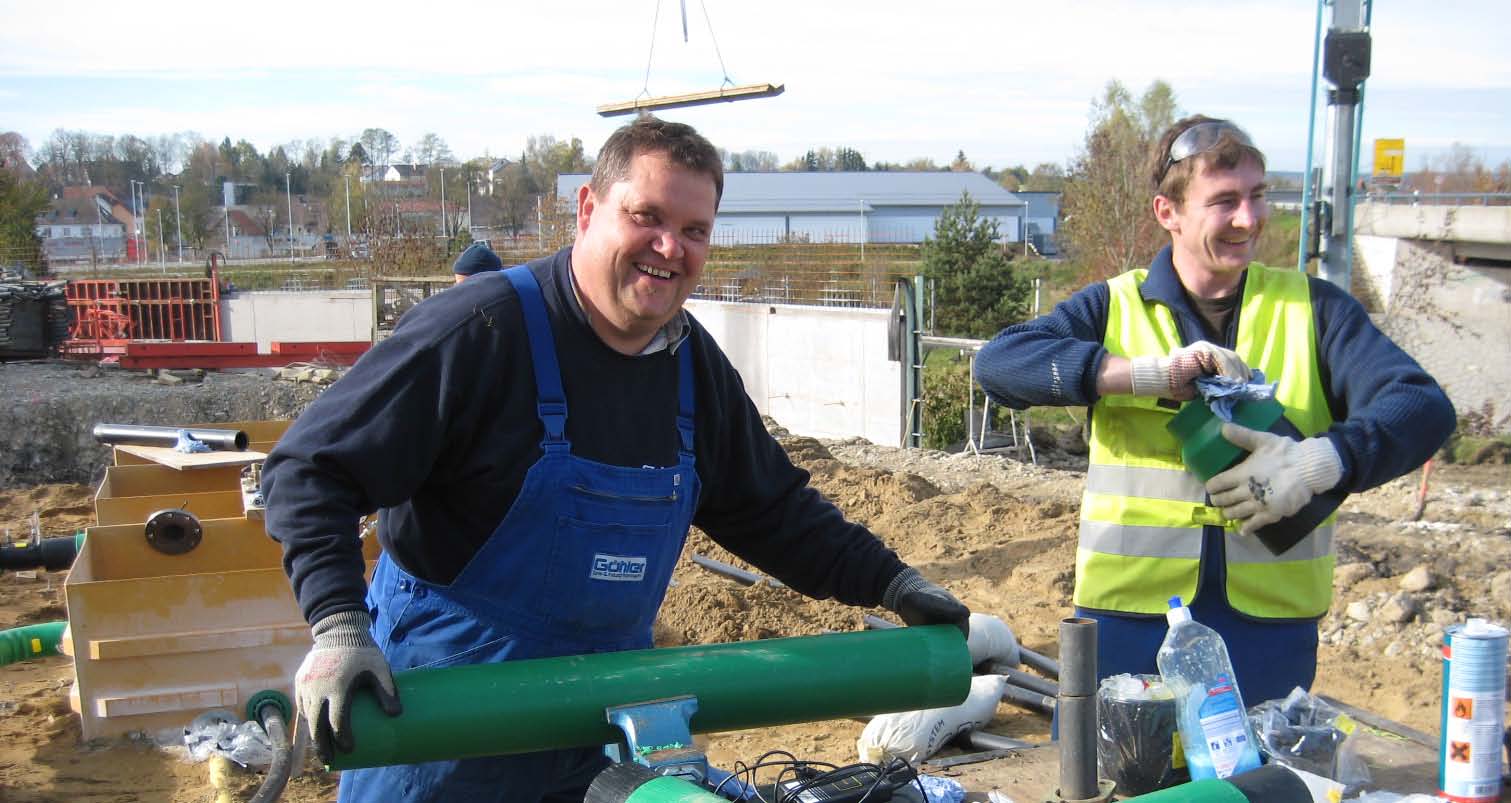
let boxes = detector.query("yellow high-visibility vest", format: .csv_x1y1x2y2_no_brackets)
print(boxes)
1074,265,1336,619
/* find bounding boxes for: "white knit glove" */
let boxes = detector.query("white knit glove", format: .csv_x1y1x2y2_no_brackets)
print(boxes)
296,610,402,762
1205,424,1343,536
1130,341,1252,401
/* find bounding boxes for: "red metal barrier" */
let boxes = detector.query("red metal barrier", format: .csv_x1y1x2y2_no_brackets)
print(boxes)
116,340,370,370
64,277,221,352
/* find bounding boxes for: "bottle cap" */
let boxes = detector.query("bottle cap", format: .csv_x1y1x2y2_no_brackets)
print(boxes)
1166,596,1191,625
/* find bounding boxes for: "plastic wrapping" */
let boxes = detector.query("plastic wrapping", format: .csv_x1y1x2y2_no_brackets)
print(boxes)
1249,687,1370,791
182,709,273,768
1096,673,1187,795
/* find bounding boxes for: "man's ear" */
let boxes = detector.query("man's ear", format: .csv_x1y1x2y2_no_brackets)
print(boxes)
576,182,596,234
1152,193,1181,234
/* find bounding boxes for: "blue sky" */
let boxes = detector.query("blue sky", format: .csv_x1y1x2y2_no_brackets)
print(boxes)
3,0,1507,174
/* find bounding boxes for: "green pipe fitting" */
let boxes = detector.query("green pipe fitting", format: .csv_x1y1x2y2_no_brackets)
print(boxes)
333,624,970,770
1121,779,1250,803
1166,397,1285,482
0,621,67,667
587,763,728,803
1122,765,1311,802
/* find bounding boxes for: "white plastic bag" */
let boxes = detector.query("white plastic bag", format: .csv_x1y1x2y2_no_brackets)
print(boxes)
858,674,1006,764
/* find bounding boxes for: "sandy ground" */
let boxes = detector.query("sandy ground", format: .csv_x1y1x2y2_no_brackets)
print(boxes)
0,432,1507,801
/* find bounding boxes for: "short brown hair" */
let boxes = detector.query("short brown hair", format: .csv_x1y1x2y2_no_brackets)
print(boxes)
1151,115,1266,205
589,115,724,208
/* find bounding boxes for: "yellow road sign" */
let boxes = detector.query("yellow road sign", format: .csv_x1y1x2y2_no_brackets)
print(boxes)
1374,138,1405,177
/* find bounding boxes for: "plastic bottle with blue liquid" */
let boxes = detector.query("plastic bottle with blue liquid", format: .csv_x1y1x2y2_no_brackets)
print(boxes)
1155,596,1262,780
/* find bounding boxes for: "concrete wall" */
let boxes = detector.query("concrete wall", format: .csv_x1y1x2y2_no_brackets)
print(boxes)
217,290,903,445
222,291,374,351
1354,236,1511,432
685,299,901,446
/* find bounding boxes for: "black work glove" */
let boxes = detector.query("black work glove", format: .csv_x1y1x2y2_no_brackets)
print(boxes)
882,567,970,639
295,610,403,764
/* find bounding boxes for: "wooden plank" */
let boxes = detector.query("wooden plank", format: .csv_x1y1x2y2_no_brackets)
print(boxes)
113,444,266,471
597,83,785,116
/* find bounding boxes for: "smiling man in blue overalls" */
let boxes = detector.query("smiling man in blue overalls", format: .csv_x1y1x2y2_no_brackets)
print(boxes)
264,116,970,803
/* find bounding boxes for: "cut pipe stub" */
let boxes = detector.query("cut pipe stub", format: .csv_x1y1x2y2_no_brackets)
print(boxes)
144,509,203,554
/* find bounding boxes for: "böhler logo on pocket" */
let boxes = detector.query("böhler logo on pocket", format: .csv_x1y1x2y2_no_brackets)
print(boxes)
591,554,647,582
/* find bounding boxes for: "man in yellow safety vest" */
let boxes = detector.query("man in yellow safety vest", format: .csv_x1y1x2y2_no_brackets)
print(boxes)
974,115,1454,702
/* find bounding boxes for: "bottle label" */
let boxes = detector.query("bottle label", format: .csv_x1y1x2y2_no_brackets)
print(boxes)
1197,676,1251,778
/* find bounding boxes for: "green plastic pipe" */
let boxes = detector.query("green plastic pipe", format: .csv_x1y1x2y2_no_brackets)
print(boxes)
1122,780,1249,803
334,624,969,770
0,621,67,666
586,763,727,803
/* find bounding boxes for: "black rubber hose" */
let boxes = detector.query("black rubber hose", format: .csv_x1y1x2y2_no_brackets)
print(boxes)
249,701,301,803
0,534,82,572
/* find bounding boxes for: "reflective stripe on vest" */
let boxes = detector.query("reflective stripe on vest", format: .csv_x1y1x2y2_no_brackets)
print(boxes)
1073,264,1337,619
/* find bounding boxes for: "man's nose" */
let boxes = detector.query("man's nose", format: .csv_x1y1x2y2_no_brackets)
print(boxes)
1232,199,1258,229
652,229,684,259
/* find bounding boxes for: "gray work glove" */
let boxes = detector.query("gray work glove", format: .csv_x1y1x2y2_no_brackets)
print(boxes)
882,567,970,639
1206,423,1343,536
1130,341,1252,401
295,610,402,763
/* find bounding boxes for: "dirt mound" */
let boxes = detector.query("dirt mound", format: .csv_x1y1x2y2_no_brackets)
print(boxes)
0,409,1506,800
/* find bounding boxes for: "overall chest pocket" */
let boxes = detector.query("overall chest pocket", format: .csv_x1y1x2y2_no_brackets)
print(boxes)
541,516,675,634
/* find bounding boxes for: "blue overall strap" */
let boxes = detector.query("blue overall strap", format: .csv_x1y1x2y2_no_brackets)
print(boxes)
502,265,567,444
675,340,695,458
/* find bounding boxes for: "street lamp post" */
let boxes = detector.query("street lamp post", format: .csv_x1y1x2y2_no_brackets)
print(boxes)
129,180,144,266
439,166,447,240
172,185,183,263
286,172,295,259
344,174,353,251
157,208,166,272
466,177,473,239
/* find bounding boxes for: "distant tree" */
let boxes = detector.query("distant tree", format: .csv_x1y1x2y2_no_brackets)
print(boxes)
359,128,400,172
0,132,31,175
720,148,779,171
347,142,370,169
904,157,941,171
413,133,455,166
949,150,974,172
991,164,1029,190
178,181,216,252
497,156,538,239
835,147,868,171
921,192,1032,339
0,168,49,268
1023,162,1067,192
1059,79,1179,283
523,135,590,194
1408,144,1511,194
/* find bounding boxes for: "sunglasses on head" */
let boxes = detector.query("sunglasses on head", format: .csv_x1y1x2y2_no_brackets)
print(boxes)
1161,121,1255,180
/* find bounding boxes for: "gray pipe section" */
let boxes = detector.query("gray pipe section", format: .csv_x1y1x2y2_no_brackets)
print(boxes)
960,729,1035,752
982,661,1059,697
92,423,249,451
1058,617,1098,802
688,554,783,588
1021,646,1060,679
1001,683,1056,716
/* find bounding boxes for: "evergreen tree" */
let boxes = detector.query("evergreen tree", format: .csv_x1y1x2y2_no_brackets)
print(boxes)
920,192,1032,340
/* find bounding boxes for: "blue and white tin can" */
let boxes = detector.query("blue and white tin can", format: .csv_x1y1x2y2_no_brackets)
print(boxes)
1439,618,1508,803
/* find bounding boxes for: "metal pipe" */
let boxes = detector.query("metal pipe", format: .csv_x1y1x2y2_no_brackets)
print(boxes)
688,554,782,587
1002,683,1056,716
981,661,1059,697
959,729,1036,752
333,625,970,770
1058,617,1098,801
1022,645,1060,679
92,423,248,451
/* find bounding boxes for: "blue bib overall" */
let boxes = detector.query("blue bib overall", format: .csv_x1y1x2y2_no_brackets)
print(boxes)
339,265,702,803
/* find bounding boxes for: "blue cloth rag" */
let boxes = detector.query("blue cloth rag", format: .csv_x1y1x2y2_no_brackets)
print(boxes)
1194,369,1276,422
173,429,212,453
916,774,967,803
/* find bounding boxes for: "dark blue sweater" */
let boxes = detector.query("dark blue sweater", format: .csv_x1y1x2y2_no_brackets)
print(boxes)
264,248,906,625
973,247,1455,492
